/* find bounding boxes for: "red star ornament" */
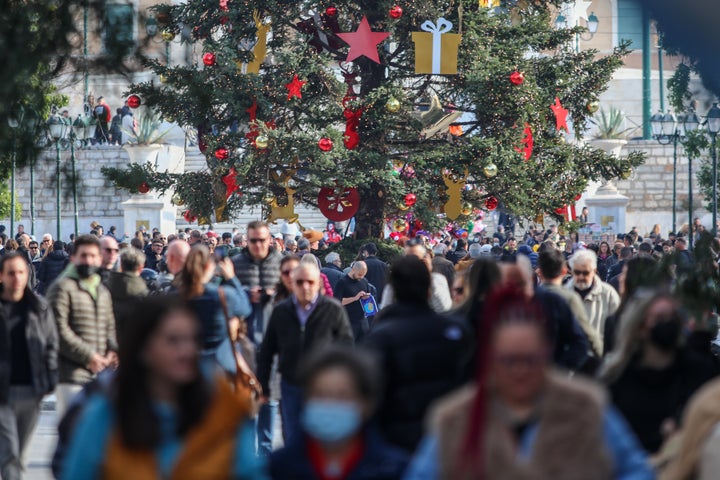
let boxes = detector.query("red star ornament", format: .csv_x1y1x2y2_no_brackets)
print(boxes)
550,97,569,132
285,75,307,100
222,167,240,199
337,16,390,64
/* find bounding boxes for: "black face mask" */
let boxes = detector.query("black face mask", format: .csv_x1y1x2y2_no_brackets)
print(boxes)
650,320,682,351
76,264,100,279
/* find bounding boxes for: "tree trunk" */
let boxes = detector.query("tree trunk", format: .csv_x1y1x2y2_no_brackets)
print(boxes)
354,181,386,239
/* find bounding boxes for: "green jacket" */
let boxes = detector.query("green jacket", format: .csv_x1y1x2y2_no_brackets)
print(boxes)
47,268,117,385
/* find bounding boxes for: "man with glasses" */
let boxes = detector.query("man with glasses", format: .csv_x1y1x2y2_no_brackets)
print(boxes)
565,249,619,345
99,236,120,284
257,263,352,445
40,234,53,257
232,220,282,457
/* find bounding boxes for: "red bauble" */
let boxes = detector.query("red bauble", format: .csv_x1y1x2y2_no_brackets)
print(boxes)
325,6,338,17
318,137,334,152
509,71,524,85
202,52,216,66
214,147,229,160
403,193,417,207
389,231,402,241
127,94,141,109
183,210,198,223
485,196,498,211
389,5,403,19
138,182,150,194
318,187,360,222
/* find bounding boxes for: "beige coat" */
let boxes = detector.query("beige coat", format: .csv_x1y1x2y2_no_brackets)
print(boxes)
565,277,620,350
430,372,613,480
541,283,603,355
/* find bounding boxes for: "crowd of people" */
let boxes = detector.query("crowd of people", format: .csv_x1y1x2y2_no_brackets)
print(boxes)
1,216,720,479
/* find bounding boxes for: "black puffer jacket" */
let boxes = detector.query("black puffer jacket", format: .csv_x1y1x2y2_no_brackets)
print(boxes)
362,303,474,452
232,248,282,291
35,251,69,295
0,287,59,403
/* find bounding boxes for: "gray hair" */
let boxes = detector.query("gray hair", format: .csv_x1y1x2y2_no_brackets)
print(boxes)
325,252,341,265
433,243,448,255
468,243,483,259
300,253,322,270
232,233,245,246
569,249,597,270
120,247,146,273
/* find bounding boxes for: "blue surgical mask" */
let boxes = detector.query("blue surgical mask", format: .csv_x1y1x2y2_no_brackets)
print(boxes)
301,399,362,443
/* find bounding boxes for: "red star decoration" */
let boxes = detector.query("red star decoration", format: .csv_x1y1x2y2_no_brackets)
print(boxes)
550,97,569,132
337,16,390,64
285,75,307,100
222,167,240,199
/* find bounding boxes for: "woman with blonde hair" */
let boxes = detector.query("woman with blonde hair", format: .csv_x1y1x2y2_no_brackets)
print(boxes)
599,290,718,454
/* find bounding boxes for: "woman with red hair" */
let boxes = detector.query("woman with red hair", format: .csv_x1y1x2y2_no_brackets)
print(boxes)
403,288,654,480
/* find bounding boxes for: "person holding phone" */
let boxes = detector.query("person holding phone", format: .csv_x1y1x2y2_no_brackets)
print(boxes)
334,261,374,342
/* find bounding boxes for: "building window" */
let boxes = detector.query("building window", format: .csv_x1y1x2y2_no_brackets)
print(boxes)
104,3,135,54
616,0,643,50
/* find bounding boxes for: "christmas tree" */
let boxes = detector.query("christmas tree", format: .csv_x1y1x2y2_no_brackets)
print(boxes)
106,0,643,238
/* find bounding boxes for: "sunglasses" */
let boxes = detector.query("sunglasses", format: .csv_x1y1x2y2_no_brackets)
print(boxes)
281,270,293,276
452,287,464,294
572,270,591,276
104,248,119,253
295,279,316,286
248,237,269,244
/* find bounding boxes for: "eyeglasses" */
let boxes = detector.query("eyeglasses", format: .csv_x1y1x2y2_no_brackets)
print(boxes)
42,240,51,243
104,248,119,253
248,237,269,244
494,353,546,369
572,270,591,276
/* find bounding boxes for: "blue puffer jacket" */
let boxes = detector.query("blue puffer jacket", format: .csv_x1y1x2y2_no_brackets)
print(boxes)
36,251,69,295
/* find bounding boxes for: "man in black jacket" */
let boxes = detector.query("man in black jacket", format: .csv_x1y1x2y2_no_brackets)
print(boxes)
359,243,388,298
35,241,69,295
257,262,353,444
0,253,59,480
362,256,473,452
320,252,343,292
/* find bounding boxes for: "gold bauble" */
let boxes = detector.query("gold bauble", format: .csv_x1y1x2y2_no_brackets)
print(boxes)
461,202,473,216
483,163,498,178
393,218,407,232
385,97,401,113
587,100,600,114
171,193,184,206
159,73,168,84
161,29,176,42
255,135,269,149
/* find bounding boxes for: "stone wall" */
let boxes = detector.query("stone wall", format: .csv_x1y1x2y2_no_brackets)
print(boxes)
8,146,132,241
1,140,713,241
613,140,708,235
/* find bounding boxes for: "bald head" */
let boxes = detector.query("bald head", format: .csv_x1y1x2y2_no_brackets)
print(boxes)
349,260,367,280
100,236,119,269
166,240,191,275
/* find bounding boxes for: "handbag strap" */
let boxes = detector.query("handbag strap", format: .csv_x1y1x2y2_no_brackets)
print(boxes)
218,288,261,394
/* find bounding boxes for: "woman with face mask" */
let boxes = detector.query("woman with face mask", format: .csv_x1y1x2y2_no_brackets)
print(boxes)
599,290,720,455
404,287,653,480
270,346,408,480
60,297,266,479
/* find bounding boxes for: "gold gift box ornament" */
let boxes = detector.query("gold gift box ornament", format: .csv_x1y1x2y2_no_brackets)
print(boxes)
411,18,462,75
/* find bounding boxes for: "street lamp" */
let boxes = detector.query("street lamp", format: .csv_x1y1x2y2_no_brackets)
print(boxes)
706,102,720,236
7,106,39,236
684,109,701,250
47,113,68,242
651,110,685,234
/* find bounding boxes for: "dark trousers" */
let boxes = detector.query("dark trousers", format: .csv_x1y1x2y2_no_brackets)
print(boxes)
0,386,42,480
280,380,303,445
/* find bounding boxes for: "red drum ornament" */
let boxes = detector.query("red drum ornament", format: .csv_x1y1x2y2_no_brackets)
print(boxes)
318,187,360,222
